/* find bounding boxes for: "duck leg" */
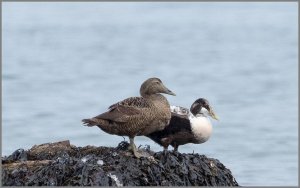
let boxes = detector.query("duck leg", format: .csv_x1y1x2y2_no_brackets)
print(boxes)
163,146,169,156
173,145,179,152
161,137,171,157
173,144,179,157
129,137,142,158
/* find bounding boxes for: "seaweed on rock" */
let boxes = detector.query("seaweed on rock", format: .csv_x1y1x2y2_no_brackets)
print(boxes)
2,140,239,186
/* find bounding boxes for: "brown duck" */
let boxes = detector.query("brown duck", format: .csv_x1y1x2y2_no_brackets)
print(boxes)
82,77,175,158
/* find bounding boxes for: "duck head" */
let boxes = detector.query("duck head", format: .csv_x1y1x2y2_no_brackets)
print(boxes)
190,98,219,120
140,78,176,97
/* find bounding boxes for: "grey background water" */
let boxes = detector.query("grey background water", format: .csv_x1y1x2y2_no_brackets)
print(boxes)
3,2,298,186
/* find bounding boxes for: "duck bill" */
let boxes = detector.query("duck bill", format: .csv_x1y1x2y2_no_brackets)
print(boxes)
209,109,219,121
165,89,176,96
161,84,176,96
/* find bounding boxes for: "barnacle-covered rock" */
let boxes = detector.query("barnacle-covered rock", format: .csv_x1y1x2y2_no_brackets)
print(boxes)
2,140,239,186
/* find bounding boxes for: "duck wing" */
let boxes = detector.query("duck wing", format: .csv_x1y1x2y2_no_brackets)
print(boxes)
109,97,151,110
94,97,151,123
147,113,192,145
165,112,193,133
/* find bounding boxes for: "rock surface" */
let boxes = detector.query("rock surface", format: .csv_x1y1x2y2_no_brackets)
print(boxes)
2,140,239,186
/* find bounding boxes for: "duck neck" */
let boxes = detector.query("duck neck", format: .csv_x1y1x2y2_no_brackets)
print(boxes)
144,93,170,106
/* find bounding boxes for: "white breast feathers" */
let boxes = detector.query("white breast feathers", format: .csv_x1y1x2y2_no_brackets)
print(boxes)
189,115,213,144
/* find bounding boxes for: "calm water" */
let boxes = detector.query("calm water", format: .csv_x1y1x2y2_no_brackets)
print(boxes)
3,2,298,186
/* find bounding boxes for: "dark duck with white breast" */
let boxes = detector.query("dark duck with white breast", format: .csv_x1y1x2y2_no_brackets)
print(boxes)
146,98,219,152
82,78,175,158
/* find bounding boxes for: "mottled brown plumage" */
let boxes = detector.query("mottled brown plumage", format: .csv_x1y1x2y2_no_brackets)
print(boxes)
82,78,175,158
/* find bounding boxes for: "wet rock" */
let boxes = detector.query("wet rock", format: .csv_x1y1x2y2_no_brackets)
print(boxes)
2,140,239,186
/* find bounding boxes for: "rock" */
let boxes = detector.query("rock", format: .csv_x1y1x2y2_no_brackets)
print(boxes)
2,140,239,186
